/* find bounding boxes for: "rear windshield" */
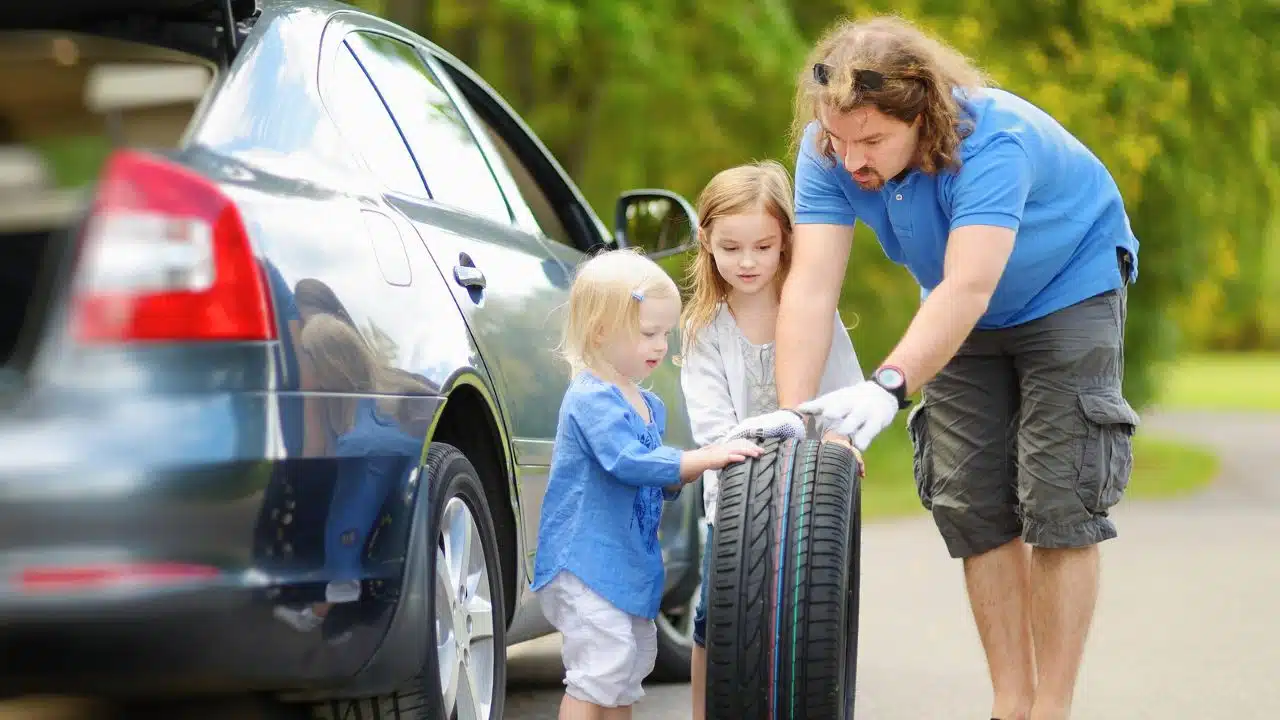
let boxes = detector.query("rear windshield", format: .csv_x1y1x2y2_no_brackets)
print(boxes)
0,31,215,230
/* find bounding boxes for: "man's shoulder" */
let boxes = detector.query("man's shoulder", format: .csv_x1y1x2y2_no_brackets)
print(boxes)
955,88,1087,164
954,89,1028,155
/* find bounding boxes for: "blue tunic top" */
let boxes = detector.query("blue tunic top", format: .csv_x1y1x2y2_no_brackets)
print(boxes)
531,372,684,619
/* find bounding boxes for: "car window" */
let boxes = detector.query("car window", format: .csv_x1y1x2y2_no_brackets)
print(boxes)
474,119,573,249
323,42,427,197
347,32,512,224
433,59,606,254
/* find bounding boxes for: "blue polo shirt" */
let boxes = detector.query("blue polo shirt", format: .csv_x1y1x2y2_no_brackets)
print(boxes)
794,87,1140,329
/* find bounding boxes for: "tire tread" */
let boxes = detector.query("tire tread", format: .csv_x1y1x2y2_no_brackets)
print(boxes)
707,437,861,720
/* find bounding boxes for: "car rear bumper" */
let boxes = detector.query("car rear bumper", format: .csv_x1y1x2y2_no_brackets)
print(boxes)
0,392,410,698
0,482,358,698
1,583,269,697
0,493,399,698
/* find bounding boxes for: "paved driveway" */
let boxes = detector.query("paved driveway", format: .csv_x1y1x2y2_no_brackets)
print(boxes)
505,411,1280,719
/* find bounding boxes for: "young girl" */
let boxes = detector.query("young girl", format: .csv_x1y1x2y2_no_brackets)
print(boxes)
532,249,764,720
678,160,865,718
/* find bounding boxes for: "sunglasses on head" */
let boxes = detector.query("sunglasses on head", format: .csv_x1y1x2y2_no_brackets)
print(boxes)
812,62,886,92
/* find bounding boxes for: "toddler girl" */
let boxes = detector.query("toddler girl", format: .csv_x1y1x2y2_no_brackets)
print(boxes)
678,160,865,718
532,249,764,719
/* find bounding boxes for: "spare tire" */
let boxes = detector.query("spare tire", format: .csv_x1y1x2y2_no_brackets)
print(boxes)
704,435,862,720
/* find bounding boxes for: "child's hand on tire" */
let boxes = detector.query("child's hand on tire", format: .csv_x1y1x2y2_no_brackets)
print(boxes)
706,439,764,468
680,439,764,482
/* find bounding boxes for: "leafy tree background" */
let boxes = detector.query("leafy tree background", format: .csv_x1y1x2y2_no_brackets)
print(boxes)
359,0,1280,409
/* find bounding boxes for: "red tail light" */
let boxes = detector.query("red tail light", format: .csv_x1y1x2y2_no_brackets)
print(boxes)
70,150,275,343
17,562,221,593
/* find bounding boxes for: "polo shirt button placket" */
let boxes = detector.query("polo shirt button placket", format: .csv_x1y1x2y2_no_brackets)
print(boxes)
887,179,913,242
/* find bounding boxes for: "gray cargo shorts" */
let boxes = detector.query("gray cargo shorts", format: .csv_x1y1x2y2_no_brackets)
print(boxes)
908,282,1141,560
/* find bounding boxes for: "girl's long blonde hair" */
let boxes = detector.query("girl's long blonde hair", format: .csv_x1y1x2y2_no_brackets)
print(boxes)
559,248,681,376
680,160,795,353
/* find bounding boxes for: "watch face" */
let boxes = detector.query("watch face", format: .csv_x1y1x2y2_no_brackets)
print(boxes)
876,367,905,389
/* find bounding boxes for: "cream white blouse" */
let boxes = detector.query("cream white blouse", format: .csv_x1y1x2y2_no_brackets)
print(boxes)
678,303,864,524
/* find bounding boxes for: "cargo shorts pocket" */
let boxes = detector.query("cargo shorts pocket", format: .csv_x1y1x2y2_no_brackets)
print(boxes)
906,402,934,510
1076,388,1140,513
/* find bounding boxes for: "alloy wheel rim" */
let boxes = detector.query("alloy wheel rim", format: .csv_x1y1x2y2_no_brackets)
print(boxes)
435,495,496,719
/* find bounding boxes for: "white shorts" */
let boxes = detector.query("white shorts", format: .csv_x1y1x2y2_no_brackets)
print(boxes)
536,570,657,707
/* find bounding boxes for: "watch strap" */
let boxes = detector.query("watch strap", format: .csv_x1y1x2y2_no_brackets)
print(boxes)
873,366,911,410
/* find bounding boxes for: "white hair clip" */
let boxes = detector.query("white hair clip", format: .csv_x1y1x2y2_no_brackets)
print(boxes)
631,289,645,301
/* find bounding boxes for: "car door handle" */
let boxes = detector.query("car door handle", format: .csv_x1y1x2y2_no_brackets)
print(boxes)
453,264,487,290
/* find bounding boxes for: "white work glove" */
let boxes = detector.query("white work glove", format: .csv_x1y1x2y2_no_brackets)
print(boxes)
726,409,806,441
796,381,900,452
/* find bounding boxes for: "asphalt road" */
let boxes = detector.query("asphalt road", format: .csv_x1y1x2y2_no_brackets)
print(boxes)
503,410,1280,719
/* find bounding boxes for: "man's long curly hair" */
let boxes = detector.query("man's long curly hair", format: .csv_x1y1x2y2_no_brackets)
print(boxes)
789,16,992,175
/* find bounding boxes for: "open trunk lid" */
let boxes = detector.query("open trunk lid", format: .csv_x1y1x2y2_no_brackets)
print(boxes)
0,17,232,385
1,0,258,32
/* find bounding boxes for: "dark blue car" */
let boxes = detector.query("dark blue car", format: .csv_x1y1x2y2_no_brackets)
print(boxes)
0,1,705,716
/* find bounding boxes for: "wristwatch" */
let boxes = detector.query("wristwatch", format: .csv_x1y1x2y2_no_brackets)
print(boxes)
872,365,911,410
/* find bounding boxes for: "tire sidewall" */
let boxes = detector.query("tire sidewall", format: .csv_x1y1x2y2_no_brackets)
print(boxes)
422,446,507,720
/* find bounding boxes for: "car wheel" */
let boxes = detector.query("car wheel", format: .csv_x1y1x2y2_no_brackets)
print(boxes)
312,443,507,720
650,520,707,681
705,436,862,720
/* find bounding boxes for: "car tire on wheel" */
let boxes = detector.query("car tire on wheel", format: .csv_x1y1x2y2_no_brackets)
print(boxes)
705,436,862,720
312,443,507,720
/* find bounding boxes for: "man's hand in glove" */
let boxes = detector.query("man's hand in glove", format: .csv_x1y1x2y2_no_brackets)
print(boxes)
796,381,900,452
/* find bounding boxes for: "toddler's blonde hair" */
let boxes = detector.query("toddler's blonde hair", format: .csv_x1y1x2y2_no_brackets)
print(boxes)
560,248,680,376
680,160,796,354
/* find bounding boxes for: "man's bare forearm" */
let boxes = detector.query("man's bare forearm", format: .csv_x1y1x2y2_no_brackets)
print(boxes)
775,223,854,408
776,289,833,407
883,225,1015,394
881,279,990,395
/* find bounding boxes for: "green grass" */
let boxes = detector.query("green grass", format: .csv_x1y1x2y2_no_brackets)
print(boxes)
1125,435,1220,500
858,417,1221,521
858,421,922,520
1156,352,1280,411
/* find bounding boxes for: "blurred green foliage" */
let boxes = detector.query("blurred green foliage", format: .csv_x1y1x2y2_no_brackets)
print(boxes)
361,0,1280,407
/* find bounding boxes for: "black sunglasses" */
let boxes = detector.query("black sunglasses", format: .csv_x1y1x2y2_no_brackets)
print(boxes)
813,62,886,92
